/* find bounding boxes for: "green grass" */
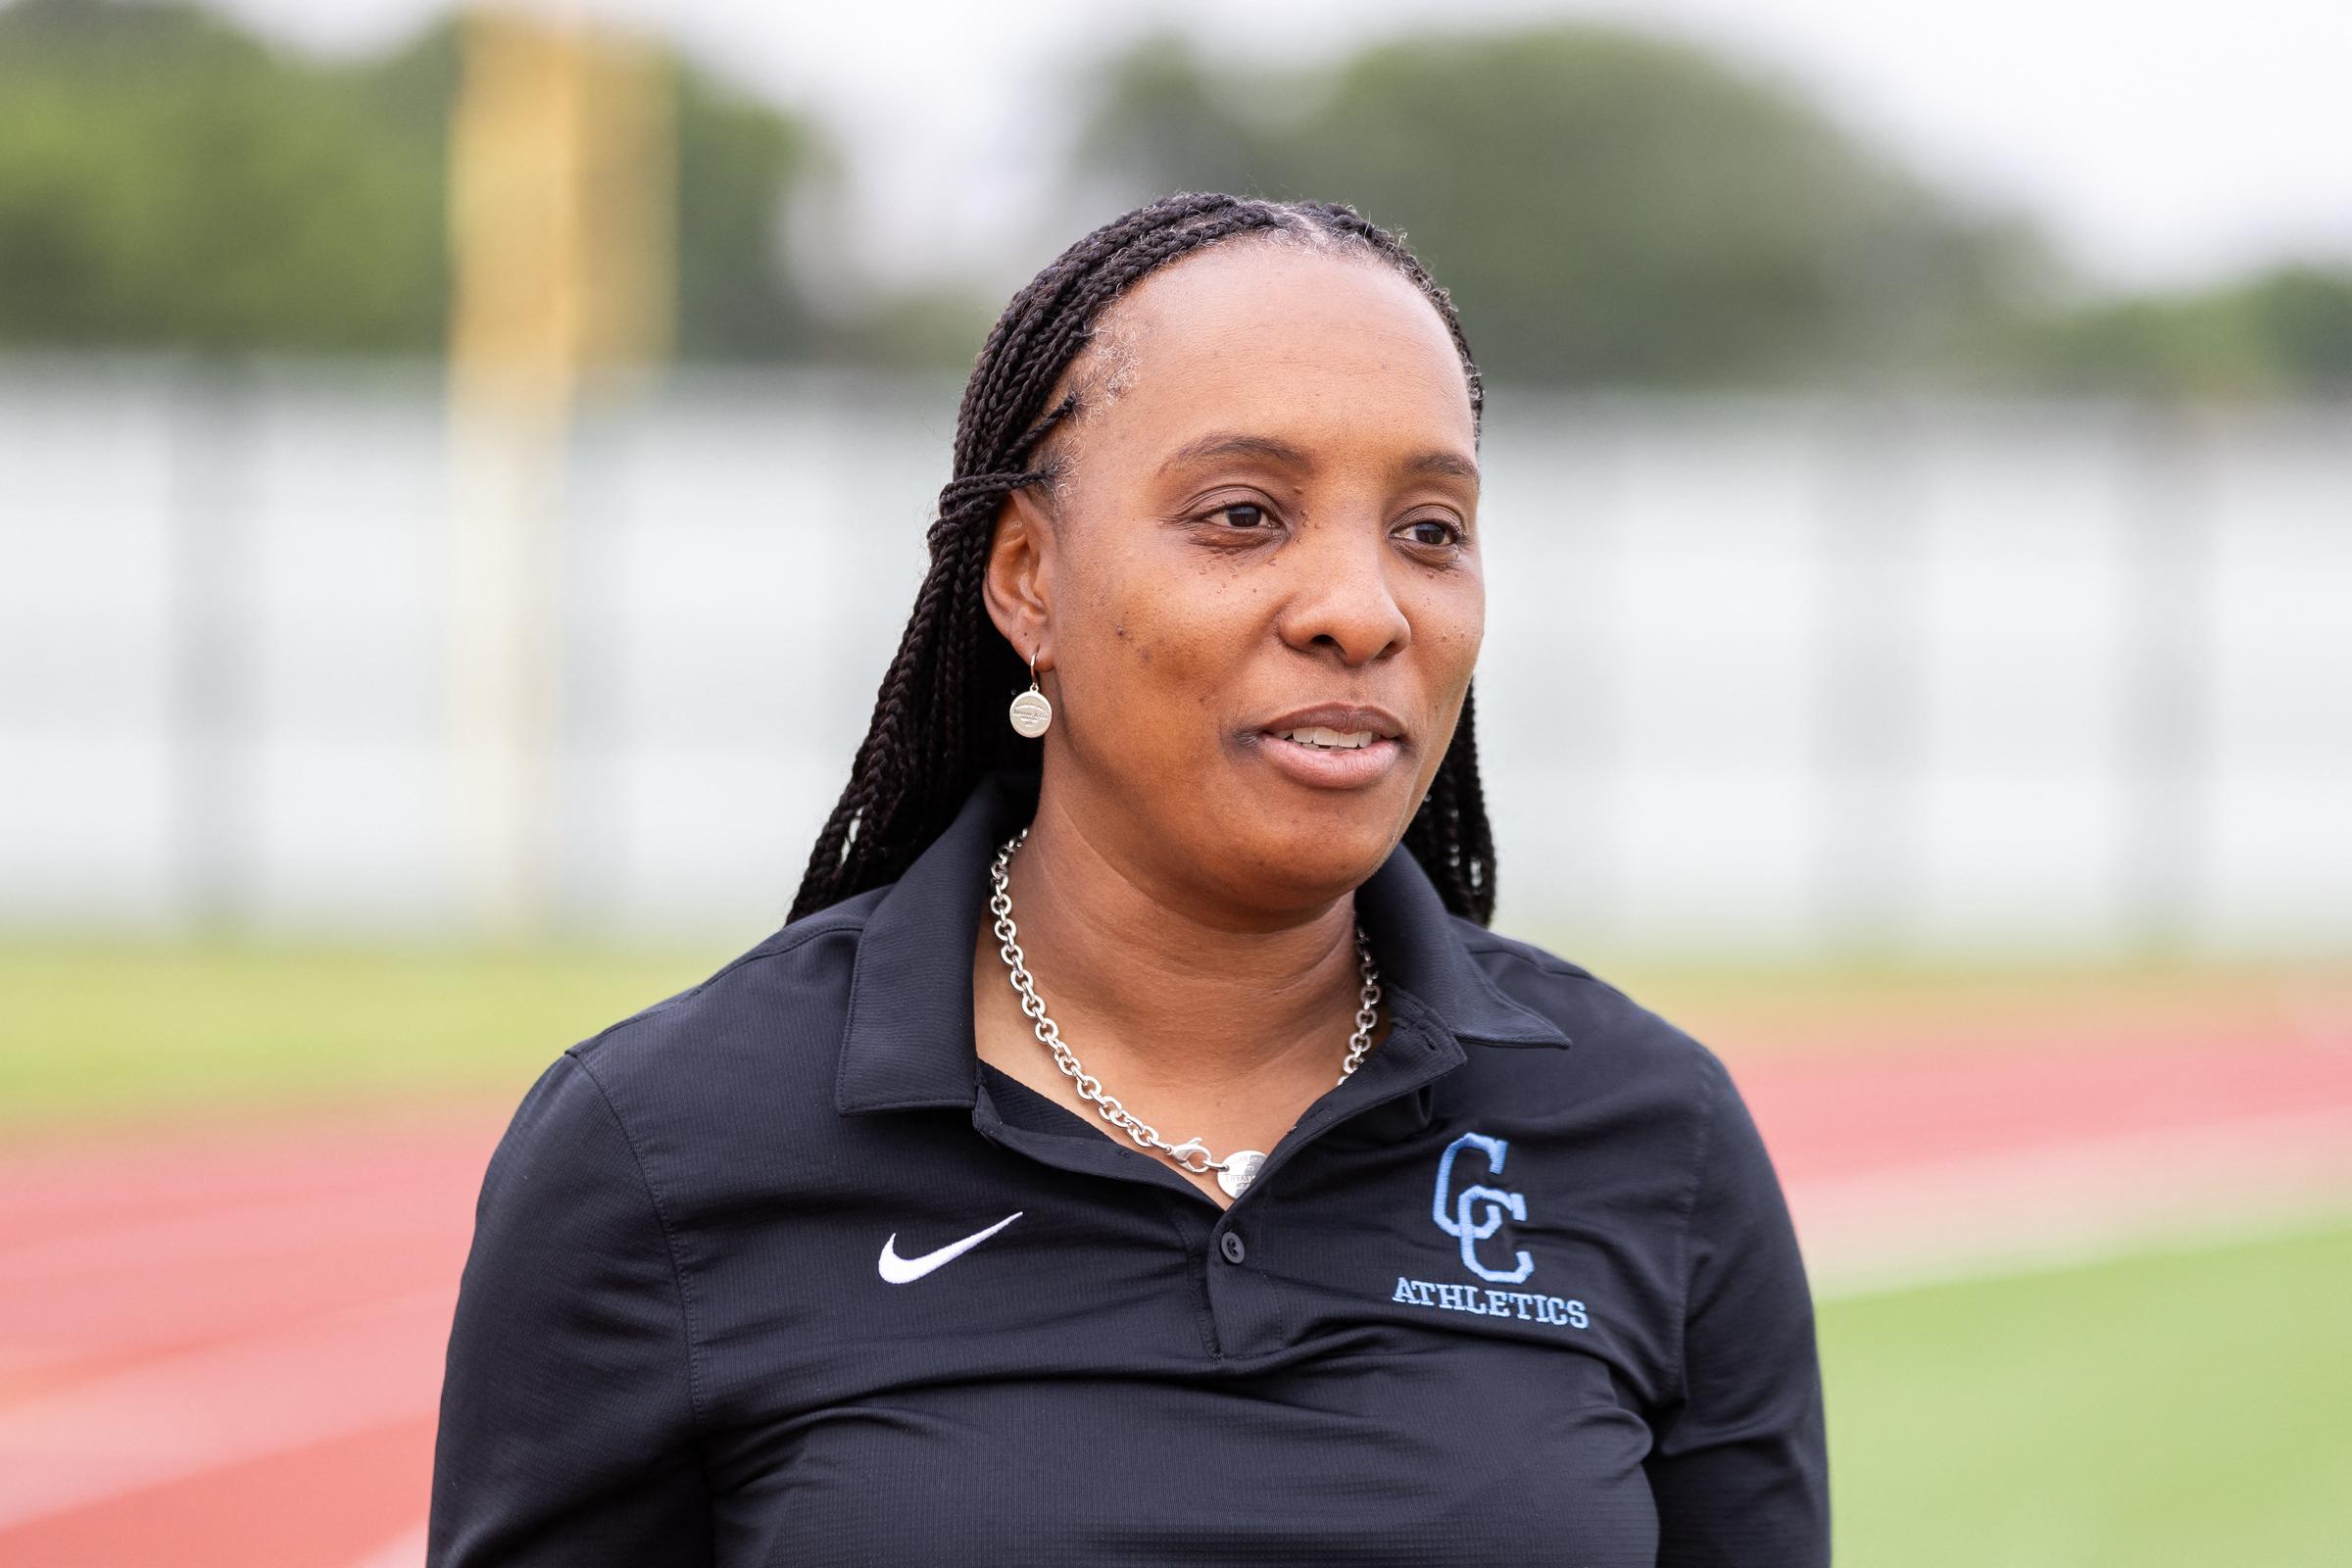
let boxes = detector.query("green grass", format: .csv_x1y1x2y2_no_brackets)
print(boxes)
1821,1214,2352,1566
0,938,734,1135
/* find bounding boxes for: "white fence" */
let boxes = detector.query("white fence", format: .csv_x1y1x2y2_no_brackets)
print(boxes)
4,354,2345,957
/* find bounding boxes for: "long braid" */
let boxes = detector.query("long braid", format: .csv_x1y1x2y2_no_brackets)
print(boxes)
790,192,1499,925
1398,682,1496,920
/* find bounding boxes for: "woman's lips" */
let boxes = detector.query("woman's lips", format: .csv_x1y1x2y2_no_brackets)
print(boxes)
1250,729,1404,789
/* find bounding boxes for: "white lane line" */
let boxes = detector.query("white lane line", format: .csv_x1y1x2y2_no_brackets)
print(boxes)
340,1518,428,1568
0,1187,469,1283
1814,1191,2352,1300
0,1285,453,1532
1792,1105,2352,1297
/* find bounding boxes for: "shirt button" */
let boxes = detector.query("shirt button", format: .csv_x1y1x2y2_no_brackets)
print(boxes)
1218,1231,1247,1264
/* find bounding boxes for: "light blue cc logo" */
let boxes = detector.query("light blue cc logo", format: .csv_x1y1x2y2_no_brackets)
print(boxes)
1432,1131,1535,1283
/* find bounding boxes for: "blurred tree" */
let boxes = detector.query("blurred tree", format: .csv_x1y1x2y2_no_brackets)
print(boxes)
0,0,823,359
1073,27,2044,387
0,0,446,351
672,48,826,360
7,1,2338,396
2006,264,2352,398
825,280,1010,372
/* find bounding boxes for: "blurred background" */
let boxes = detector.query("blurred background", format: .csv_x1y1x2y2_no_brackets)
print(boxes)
1,0,2346,1563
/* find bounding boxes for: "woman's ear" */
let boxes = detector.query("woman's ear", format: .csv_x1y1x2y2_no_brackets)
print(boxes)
981,485,1055,668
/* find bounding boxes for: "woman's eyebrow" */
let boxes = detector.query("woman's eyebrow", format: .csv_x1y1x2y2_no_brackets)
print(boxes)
1157,432,1312,475
1157,433,1480,485
1404,450,1481,484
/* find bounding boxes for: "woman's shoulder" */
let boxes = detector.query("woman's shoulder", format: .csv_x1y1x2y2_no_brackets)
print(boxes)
1446,923,1791,1239
585,889,885,1054
519,889,899,1160
1445,916,1740,1097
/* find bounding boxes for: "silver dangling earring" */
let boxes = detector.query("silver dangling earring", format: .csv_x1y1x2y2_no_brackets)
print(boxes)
1008,650,1054,738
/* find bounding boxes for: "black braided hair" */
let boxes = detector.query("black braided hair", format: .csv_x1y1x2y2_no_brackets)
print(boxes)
789,192,1498,924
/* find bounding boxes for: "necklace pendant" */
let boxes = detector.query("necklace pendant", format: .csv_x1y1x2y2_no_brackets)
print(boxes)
1216,1149,1267,1199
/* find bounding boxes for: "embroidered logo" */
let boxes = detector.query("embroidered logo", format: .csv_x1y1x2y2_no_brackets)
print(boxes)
1392,1131,1588,1330
878,1210,1022,1284
1432,1130,1534,1282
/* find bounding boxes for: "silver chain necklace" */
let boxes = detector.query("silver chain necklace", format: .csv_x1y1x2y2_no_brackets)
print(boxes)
987,826,1383,1199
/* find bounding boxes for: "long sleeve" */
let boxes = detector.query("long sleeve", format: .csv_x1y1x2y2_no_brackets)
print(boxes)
1643,1050,1832,1566
426,1050,715,1566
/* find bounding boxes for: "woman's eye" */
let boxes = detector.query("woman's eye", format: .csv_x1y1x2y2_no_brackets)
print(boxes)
1209,502,1271,529
1400,517,1463,548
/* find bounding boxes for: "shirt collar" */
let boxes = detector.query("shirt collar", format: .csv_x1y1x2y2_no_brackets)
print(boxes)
835,767,1570,1116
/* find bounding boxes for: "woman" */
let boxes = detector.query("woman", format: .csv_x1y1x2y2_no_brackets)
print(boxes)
427,192,1829,1566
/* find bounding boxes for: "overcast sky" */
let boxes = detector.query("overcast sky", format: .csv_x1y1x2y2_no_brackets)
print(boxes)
212,0,2352,297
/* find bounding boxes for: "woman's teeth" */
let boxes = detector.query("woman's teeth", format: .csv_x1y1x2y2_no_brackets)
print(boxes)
1277,726,1376,750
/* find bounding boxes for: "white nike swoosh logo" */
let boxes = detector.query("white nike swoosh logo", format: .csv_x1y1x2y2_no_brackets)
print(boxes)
877,1210,1024,1284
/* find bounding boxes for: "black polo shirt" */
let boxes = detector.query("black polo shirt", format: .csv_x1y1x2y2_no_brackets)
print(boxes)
427,767,1828,1566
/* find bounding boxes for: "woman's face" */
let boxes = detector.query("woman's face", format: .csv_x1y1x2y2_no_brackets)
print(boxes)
990,239,1484,915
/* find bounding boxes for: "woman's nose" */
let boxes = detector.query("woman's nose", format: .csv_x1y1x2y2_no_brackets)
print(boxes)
1274,521,1411,665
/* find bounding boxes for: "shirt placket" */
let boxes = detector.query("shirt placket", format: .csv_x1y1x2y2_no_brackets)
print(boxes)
968,992,1468,1360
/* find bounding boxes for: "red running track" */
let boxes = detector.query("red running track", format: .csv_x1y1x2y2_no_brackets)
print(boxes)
4,1025,2349,1567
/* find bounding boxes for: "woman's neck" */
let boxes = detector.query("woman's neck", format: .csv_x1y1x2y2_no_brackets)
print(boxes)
985,780,1373,1093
